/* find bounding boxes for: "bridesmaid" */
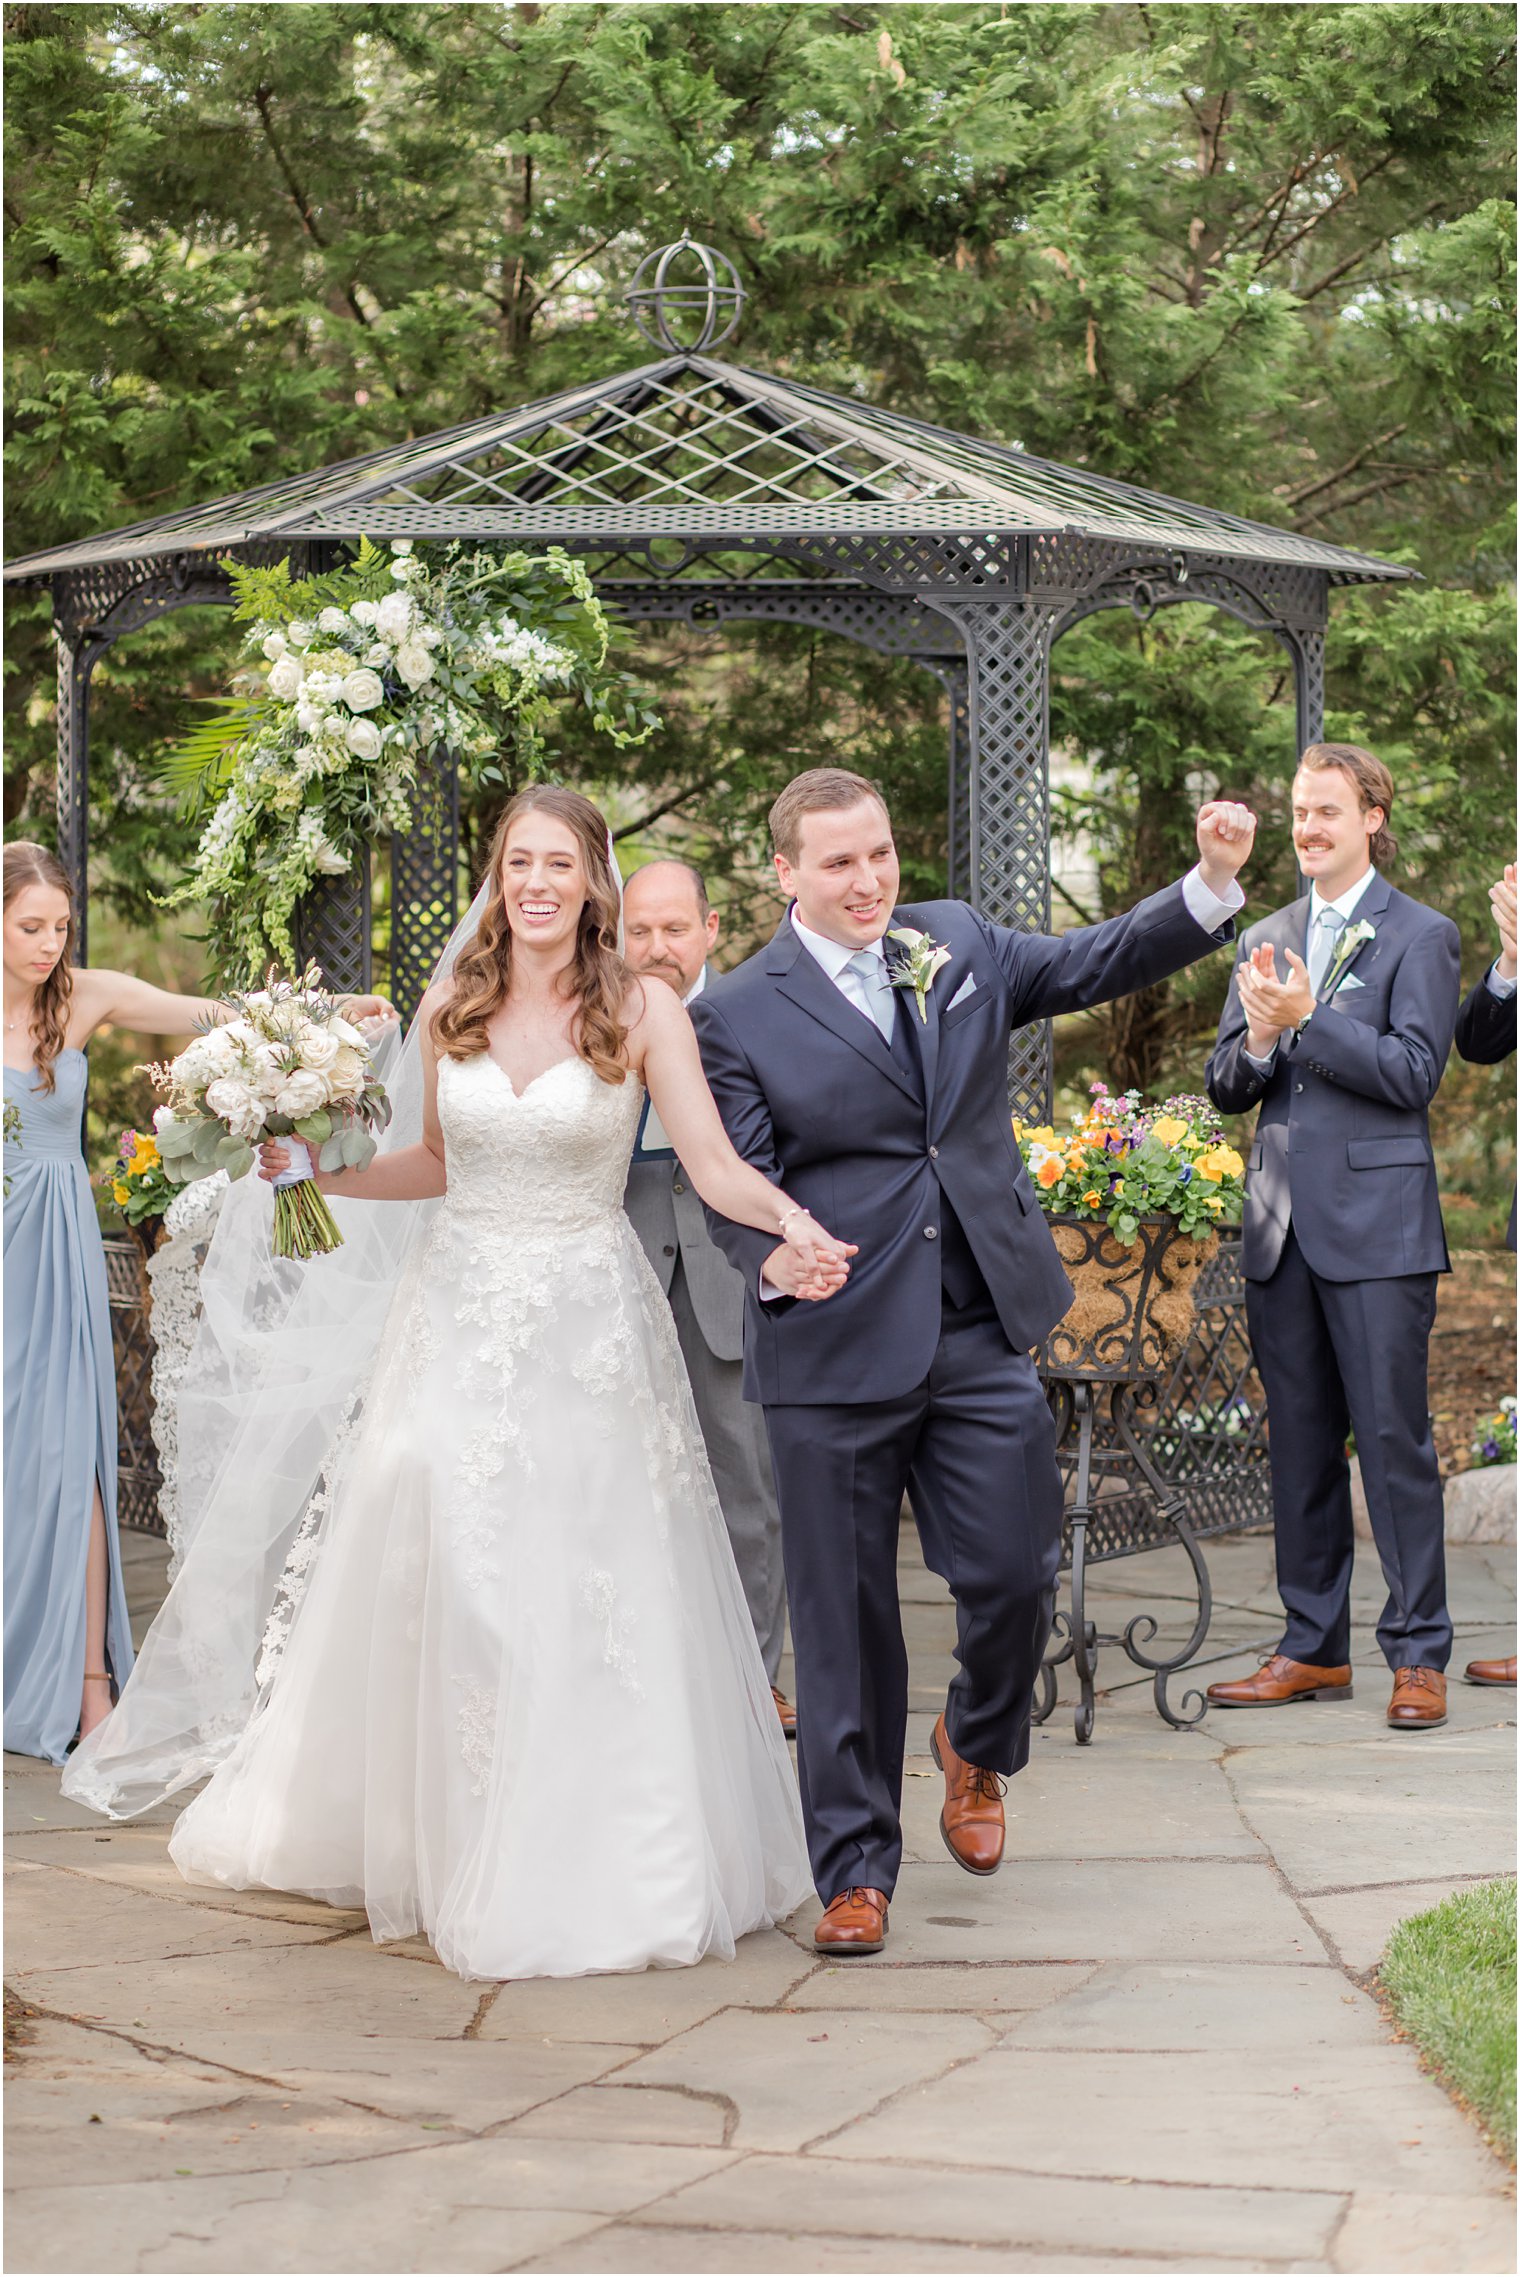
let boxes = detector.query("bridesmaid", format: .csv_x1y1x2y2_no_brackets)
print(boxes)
2,842,391,1762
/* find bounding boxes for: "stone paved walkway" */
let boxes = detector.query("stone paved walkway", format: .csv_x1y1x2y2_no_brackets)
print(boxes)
5,1524,1514,2274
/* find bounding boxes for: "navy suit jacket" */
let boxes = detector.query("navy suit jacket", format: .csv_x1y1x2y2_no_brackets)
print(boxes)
1454,969,1517,1250
1206,874,1459,1284
691,884,1233,1406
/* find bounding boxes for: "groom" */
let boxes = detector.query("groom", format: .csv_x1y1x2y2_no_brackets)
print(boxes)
691,766,1255,1951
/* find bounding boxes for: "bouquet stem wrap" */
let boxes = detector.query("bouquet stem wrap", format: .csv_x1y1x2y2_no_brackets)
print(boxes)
270,1146,345,1260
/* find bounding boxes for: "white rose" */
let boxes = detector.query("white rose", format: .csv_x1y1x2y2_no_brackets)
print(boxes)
394,640,435,690
390,539,413,555
328,1014,367,1047
298,1026,341,1072
296,703,324,735
204,1076,259,1129
267,655,304,701
274,1070,327,1119
261,631,288,661
313,837,349,876
345,717,383,761
349,600,379,627
328,1043,368,1097
341,668,385,713
287,619,314,646
362,643,390,669
375,593,413,642
318,607,350,634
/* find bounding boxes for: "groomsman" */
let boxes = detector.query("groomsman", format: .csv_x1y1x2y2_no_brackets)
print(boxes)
621,859,794,1737
1206,743,1460,1731
1454,861,1517,1690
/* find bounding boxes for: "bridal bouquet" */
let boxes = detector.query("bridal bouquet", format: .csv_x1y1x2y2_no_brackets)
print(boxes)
146,972,391,1260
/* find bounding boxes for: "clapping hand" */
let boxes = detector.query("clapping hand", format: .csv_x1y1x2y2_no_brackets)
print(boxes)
1492,863,1516,982
1194,801,1258,895
1236,941,1315,1053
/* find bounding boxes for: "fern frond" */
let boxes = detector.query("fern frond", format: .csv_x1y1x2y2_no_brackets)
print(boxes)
156,698,262,815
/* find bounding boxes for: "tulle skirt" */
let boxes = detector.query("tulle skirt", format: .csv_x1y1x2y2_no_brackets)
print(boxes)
168,1206,812,1979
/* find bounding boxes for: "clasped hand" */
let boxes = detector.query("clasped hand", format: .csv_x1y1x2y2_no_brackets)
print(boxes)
764,1213,857,1304
1236,941,1315,1052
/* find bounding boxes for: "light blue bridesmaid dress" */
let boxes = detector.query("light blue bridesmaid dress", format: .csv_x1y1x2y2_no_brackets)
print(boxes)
4,1049,135,1762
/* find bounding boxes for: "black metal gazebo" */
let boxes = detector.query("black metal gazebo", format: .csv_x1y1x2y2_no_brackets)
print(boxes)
4,241,1411,1120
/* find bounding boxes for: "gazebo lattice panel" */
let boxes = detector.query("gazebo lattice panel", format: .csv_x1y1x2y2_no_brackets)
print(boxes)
7,306,1411,1545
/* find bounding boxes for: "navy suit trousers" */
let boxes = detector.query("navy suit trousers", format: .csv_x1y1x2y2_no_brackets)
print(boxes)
1246,1227,1449,1673
762,1300,1063,1903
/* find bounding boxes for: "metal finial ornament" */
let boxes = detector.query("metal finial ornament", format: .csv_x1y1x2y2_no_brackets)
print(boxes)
625,238,745,353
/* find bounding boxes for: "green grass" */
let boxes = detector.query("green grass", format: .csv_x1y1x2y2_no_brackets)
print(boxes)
1381,1878,1517,2163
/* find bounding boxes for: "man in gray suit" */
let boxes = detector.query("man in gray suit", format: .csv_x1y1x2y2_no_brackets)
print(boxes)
621,859,794,1737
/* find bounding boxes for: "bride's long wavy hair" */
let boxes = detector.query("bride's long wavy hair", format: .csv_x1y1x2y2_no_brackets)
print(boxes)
431,786,631,1084
3,843,76,1093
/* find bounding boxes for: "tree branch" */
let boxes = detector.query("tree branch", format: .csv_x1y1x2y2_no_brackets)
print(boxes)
1295,466,1426,527
1283,423,1409,509
611,780,719,840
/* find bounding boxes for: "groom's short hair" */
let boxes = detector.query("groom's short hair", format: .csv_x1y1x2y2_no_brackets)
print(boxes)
770,768,888,863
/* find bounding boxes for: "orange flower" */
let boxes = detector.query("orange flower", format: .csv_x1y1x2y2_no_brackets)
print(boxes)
1036,1157,1064,1189
1082,1189,1101,1208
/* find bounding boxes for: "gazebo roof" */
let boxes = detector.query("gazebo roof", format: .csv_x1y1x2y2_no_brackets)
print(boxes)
5,351,1410,588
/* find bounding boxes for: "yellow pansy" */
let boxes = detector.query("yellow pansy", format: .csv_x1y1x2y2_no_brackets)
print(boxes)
1194,1151,1224,1184
1151,1115,1189,1146
112,1181,130,1205
1082,1189,1102,1208
1181,1132,1204,1152
1112,1177,1125,1195
1213,1145,1244,1180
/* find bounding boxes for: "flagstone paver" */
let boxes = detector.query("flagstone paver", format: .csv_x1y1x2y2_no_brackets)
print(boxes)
5,1529,1513,2274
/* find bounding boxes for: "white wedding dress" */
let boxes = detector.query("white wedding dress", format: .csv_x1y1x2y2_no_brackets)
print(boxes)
168,1050,812,1980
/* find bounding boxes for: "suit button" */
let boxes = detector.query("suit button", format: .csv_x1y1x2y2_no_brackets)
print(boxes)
662,1243,675,1257
672,1181,685,1195
929,1145,939,1159
924,1225,938,1240
1294,1082,1304,1093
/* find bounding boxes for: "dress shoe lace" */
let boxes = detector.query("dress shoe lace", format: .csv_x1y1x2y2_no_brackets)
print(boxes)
967,1767,1006,1803
830,1887,884,1914
1397,1667,1442,1692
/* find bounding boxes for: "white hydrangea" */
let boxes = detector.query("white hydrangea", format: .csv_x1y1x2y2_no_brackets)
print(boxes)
375,593,413,642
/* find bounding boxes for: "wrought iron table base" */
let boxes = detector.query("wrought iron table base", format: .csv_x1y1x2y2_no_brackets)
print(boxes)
1034,1379,1214,1743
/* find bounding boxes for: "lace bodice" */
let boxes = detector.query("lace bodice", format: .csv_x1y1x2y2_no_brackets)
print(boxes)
435,1052,643,1235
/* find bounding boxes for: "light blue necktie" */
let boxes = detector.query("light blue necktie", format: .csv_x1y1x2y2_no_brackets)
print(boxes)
1307,906,1347,995
845,948,895,1041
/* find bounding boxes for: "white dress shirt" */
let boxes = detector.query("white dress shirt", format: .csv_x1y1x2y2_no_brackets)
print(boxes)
1485,960,1516,1001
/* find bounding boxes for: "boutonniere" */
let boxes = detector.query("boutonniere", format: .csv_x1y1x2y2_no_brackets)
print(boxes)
886,927,953,1023
1324,918,1376,996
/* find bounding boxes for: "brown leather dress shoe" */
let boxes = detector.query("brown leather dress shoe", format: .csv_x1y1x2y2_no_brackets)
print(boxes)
1388,1667,1447,1728
1205,1654,1353,1707
930,1712,1005,1876
771,1686,797,1739
1464,1655,1517,1686
813,1887,888,1954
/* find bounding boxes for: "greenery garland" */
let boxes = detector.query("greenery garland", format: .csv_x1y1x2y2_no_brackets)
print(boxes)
161,538,657,982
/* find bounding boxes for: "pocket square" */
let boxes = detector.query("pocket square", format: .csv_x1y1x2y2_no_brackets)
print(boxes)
947,974,979,1010
1336,973,1366,991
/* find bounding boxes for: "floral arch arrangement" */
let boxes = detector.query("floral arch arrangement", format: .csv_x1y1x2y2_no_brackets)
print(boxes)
164,538,656,981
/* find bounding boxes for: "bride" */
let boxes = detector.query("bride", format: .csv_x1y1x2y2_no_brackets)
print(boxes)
68,786,847,1980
